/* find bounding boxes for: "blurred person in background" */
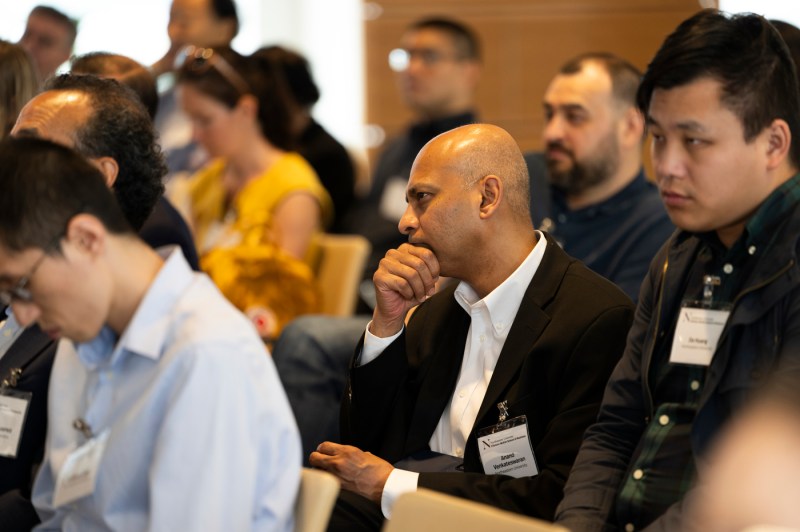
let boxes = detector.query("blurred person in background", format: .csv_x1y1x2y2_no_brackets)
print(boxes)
691,371,800,531
175,45,332,339
152,0,240,178
72,52,159,119
18,5,77,86
254,45,356,232
0,40,38,139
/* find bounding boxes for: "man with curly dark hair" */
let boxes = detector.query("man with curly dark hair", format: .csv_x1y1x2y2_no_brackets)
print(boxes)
14,74,198,269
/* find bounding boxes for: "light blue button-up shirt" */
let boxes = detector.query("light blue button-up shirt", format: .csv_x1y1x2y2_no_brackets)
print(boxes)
32,249,301,531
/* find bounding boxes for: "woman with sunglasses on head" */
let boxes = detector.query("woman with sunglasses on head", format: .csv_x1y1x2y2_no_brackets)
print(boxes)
175,45,332,340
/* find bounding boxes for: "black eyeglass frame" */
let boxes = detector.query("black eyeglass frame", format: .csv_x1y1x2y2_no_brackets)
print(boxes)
0,231,65,307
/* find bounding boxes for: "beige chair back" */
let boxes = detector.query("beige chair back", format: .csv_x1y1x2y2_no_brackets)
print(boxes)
383,488,568,532
295,468,340,532
315,233,371,316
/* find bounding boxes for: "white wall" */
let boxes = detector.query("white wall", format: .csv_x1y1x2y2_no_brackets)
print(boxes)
718,0,800,26
0,0,364,153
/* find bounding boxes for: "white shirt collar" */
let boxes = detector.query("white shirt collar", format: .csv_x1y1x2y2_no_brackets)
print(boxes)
78,247,195,369
453,231,547,335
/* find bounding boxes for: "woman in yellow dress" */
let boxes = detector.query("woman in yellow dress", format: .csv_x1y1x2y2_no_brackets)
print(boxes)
175,45,332,339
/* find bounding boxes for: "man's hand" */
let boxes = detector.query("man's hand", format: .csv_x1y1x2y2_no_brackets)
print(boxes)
309,442,394,503
371,244,440,337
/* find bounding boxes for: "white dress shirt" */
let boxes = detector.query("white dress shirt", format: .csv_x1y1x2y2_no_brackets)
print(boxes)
361,232,547,517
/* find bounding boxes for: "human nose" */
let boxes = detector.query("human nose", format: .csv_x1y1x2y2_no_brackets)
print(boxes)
652,137,685,183
10,300,41,328
543,113,564,145
398,204,419,235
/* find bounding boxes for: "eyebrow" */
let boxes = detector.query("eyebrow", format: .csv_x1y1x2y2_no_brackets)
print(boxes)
544,103,587,113
646,116,708,133
405,183,438,203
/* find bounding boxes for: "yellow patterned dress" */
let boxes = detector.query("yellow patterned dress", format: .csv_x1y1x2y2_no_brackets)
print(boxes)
185,153,333,338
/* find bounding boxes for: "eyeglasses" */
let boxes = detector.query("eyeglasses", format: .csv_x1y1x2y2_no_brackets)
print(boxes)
177,45,252,96
0,250,49,307
388,47,466,72
0,230,64,307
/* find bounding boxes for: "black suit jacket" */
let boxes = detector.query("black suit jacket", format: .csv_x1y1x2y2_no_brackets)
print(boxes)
139,196,200,271
341,235,634,520
0,324,55,531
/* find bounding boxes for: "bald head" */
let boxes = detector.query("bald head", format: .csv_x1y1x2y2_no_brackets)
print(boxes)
420,123,531,221
402,123,536,293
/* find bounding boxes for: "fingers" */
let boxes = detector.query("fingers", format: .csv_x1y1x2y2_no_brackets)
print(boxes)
376,244,440,303
315,441,344,456
307,443,394,502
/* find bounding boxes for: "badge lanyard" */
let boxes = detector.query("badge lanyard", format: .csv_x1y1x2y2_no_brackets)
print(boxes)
669,275,732,366
476,401,539,478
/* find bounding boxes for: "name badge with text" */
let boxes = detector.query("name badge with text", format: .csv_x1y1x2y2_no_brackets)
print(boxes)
477,415,538,478
0,390,31,458
53,430,109,508
670,303,731,366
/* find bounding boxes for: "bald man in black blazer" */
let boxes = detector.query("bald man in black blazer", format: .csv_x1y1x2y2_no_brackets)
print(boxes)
311,124,634,530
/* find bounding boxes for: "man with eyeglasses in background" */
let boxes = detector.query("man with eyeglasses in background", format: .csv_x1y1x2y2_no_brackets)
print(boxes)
343,16,481,303
0,136,300,531
273,16,482,463
151,0,239,178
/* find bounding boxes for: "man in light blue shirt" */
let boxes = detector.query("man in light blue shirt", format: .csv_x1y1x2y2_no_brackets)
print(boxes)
0,136,300,531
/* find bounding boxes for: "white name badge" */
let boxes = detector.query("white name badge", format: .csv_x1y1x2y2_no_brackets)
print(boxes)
477,415,538,478
669,305,731,366
0,391,31,458
53,430,109,508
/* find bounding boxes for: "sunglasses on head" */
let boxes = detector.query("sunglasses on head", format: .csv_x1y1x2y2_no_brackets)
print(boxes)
177,45,252,96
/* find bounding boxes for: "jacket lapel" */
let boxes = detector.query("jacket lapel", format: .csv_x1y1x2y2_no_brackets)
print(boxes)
405,294,471,450
474,236,566,427
0,324,54,376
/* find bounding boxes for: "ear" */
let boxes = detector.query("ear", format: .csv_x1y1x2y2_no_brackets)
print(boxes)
617,105,645,148
89,156,120,188
478,175,502,219
217,19,237,45
64,213,107,258
462,61,481,92
764,118,792,171
235,93,259,121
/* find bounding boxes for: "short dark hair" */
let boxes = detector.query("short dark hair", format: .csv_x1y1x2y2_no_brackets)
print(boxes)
638,9,800,167
210,0,240,39
559,52,642,108
43,74,166,230
771,20,800,79
177,46,294,150
253,45,319,108
409,17,481,62
0,137,131,253
30,5,78,49
71,52,159,119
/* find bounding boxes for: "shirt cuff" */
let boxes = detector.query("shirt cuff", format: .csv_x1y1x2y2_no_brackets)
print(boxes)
381,468,420,519
359,320,404,366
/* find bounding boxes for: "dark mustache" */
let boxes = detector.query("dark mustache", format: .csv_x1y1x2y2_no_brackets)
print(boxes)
545,141,572,156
